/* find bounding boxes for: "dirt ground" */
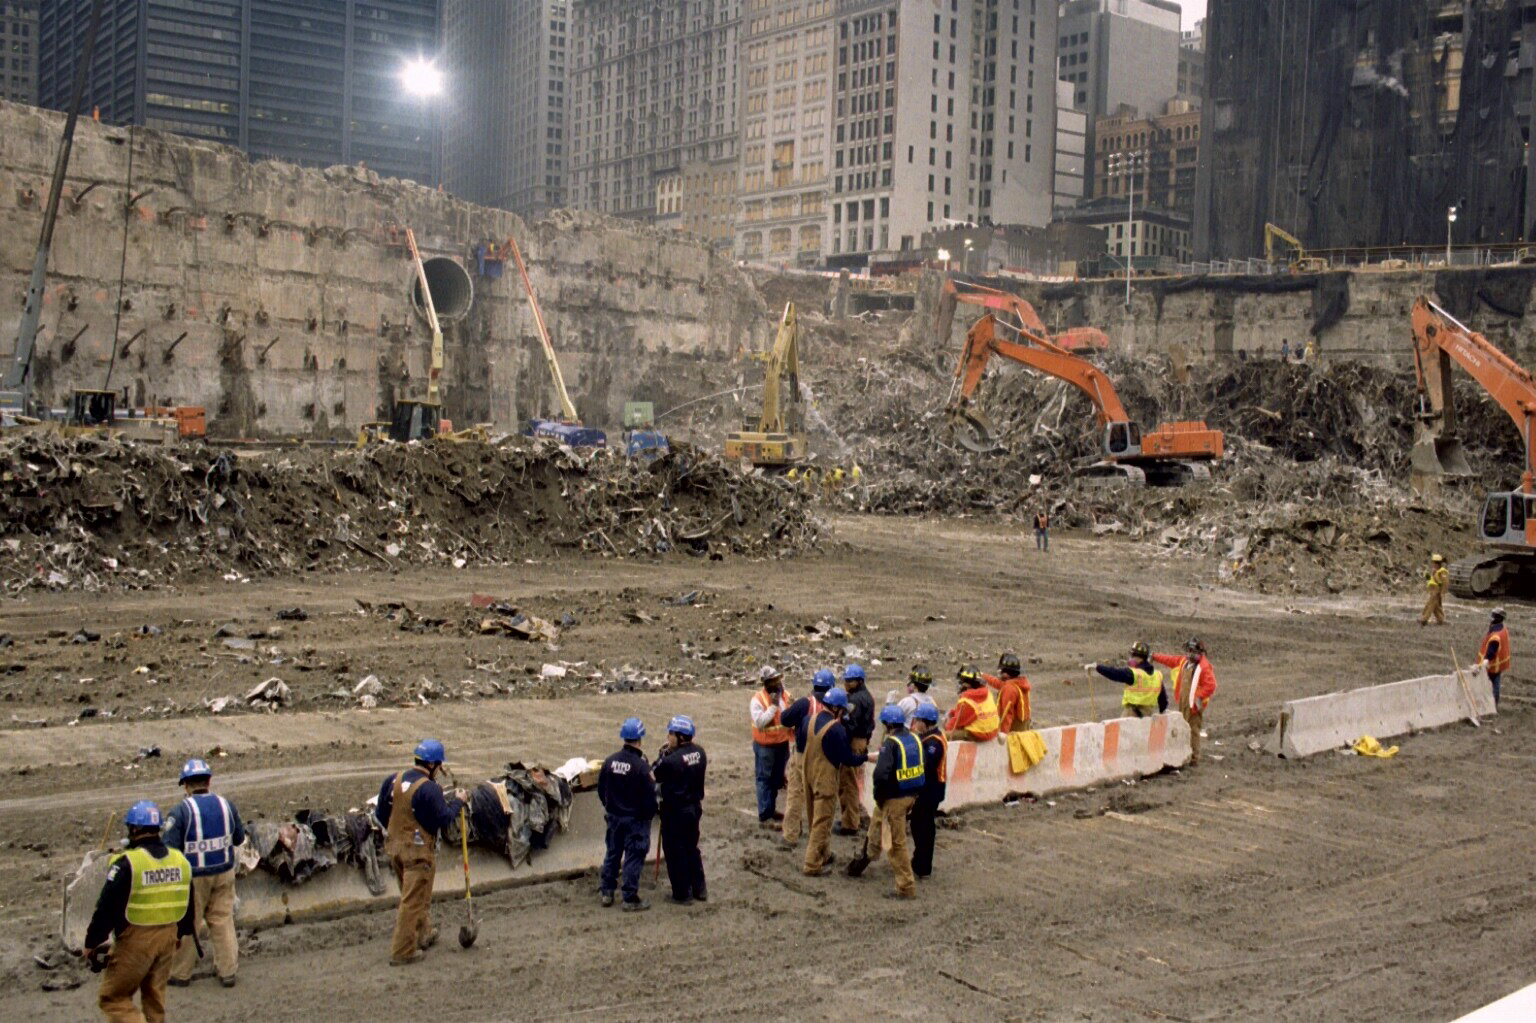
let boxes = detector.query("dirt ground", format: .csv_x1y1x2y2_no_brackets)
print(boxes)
1,515,1531,1022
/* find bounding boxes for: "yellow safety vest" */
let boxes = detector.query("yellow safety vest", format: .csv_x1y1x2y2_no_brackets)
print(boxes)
958,688,1001,737
1123,665,1163,708
118,846,192,927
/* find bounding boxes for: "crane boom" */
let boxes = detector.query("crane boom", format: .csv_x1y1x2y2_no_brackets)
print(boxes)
403,229,442,405
506,232,578,423
759,302,800,434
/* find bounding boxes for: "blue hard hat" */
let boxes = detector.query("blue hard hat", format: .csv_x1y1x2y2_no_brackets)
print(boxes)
620,717,646,741
912,702,941,724
812,669,836,690
179,758,212,783
879,704,905,727
414,738,446,764
666,715,696,738
822,688,849,709
843,664,866,682
125,800,162,828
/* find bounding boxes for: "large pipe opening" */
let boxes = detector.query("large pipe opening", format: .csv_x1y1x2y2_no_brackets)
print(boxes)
410,256,474,322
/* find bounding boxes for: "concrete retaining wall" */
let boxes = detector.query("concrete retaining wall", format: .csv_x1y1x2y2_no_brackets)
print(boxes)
1267,667,1496,759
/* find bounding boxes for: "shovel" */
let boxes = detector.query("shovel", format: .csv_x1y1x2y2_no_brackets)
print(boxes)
1450,647,1482,728
456,807,478,948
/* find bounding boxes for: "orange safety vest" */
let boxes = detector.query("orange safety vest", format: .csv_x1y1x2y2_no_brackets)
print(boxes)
955,687,1000,740
924,729,949,784
1482,627,1511,675
751,687,793,745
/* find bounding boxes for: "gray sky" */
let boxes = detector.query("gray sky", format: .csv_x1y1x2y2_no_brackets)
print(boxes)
1182,0,1207,29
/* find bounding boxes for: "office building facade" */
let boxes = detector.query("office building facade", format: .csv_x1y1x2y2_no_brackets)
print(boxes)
1,0,36,104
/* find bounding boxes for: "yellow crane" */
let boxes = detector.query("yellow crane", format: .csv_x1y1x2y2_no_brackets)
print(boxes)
724,302,807,468
1264,223,1328,273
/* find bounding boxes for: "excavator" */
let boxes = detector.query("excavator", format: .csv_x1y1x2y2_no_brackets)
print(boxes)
1409,296,1536,599
947,308,1223,486
507,232,606,448
1263,223,1328,274
724,302,807,468
935,279,1109,354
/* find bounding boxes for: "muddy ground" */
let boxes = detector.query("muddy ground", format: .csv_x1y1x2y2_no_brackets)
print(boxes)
1,515,1531,1022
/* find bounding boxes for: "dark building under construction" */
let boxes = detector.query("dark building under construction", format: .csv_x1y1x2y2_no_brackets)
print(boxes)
1195,0,1536,261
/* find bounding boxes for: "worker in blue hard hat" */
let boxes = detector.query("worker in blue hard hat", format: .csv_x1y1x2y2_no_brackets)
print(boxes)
165,758,245,989
846,704,924,897
376,739,465,965
83,800,194,1022
652,715,708,905
801,687,875,877
599,717,658,911
777,668,836,846
908,702,947,880
836,663,876,837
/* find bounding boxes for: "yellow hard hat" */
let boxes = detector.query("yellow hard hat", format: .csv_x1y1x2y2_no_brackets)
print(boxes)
1431,553,1445,563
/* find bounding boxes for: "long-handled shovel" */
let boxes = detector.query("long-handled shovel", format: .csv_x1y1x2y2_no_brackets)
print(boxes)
456,807,478,948
1450,647,1482,728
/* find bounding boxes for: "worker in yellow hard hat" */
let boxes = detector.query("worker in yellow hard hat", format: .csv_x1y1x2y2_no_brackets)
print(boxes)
1420,554,1449,626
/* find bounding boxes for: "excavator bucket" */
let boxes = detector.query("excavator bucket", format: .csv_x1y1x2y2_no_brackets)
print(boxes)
1410,434,1473,478
949,407,1006,455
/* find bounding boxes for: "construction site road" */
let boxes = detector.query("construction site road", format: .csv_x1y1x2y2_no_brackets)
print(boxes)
2,515,1532,1022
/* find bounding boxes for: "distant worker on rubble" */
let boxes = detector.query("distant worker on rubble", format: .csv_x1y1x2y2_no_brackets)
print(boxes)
1034,508,1051,552
801,687,874,876
165,758,245,989
599,718,658,911
892,664,938,728
377,739,465,964
836,664,876,837
846,705,924,898
1420,553,1450,626
1477,608,1511,707
909,703,947,880
1280,340,1291,361
946,666,1001,741
778,668,836,845
82,800,193,1023
748,665,793,827
984,653,1032,734
1085,643,1166,718
1151,639,1218,763
653,715,708,905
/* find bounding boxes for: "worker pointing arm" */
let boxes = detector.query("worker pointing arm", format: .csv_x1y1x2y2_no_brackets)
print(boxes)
1085,642,1166,719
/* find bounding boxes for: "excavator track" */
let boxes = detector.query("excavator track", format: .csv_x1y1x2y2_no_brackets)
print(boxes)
1448,551,1536,600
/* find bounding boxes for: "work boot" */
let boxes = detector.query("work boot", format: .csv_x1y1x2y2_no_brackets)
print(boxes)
832,823,859,836
418,927,439,951
390,952,423,967
168,977,192,988
219,976,238,989
845,854,871,878
621,898,651,912
600,891,615,908
692,885,707,902
666,893,694,906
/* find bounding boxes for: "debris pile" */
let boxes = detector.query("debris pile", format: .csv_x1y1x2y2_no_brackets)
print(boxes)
0,435,819,592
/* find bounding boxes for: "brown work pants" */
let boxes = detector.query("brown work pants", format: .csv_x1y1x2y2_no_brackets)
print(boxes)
782,749,806,843
803,792,836,874
1421,589,1445,625
98,923,177,1023
389,853,436,962
1182,705,1204,763
837,737,868,830
868,796,916,897
1128,704,1156,719
169,869,237,982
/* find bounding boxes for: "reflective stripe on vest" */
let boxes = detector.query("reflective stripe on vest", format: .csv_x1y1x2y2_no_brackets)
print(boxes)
886,731,925,793
1124,665,1162,707
180,793,234,873
1483,627,1512,675
959,689,1000,736
926,732,949,784
752,688,793,745
119,846,191,927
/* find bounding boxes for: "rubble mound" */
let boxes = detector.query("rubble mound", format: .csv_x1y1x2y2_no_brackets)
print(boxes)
0,435,818,591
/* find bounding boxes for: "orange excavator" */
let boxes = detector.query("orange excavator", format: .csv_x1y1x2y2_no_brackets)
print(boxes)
936,279,1109,353
1410,296,1536,598
946,305,1223,486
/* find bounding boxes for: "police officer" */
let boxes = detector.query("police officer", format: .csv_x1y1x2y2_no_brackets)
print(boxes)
165,758,245,988
376,739,464,965
836,663,876,836
778,668,836,845
653,715,708,905
909,703,948,879
846,705,924,898
83,800,194,1023
599,717,657,911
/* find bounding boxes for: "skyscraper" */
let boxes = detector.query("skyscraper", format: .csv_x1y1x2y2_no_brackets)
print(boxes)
37,0,440,183
0,0,37,105
441,0,568,218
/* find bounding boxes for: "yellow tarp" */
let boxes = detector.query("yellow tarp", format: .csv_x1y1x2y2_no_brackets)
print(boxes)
1007,730,1049,774
1352,735,1399,759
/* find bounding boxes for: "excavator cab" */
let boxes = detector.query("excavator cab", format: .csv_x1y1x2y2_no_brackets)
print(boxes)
388,400,440,443
1104,421,1142,458
1480,491,1536,547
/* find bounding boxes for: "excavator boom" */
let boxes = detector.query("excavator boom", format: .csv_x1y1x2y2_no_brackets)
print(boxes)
724,302,806,467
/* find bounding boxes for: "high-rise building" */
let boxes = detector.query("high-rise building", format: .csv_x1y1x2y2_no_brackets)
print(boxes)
441,0,568,218
37,1,440,183
0,0,37,105
1177,17,1202,104
1092,99,1199,215
567,0,740,248
1054,79,1086,212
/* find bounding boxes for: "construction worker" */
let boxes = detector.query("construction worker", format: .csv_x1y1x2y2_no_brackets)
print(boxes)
893,664,938,727
164,758,244,988
846,705,924,898
836,663,876,836
748,665,793,826
1420,554,1450,626
945,665,1001,741
1152,638,1219,763
1085,643,1166,719
1034,508,1051,552
653,715,707,905
376,739,465,965
778,668,836,845
599,717,657,911
801,687,874,876
909,703,947,880
984,652,1033,734
1477,608,1511,707
82,801,193,1023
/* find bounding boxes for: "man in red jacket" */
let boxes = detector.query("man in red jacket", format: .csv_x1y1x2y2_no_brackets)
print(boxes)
1152,638,1217,764
982,652,1032,734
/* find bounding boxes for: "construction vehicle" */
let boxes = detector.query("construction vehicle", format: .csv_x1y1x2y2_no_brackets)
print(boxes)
387,229,446,443
1409,296,1536,599
724,302,808,469
61,389,203,443
622,401,669,460
936,279,1109,353
507,233,606,448
1264,223,1328,274
949,310,1223,486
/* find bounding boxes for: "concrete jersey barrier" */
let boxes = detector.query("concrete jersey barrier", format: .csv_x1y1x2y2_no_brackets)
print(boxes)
1267,667,1495,759
861,713,1192,815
